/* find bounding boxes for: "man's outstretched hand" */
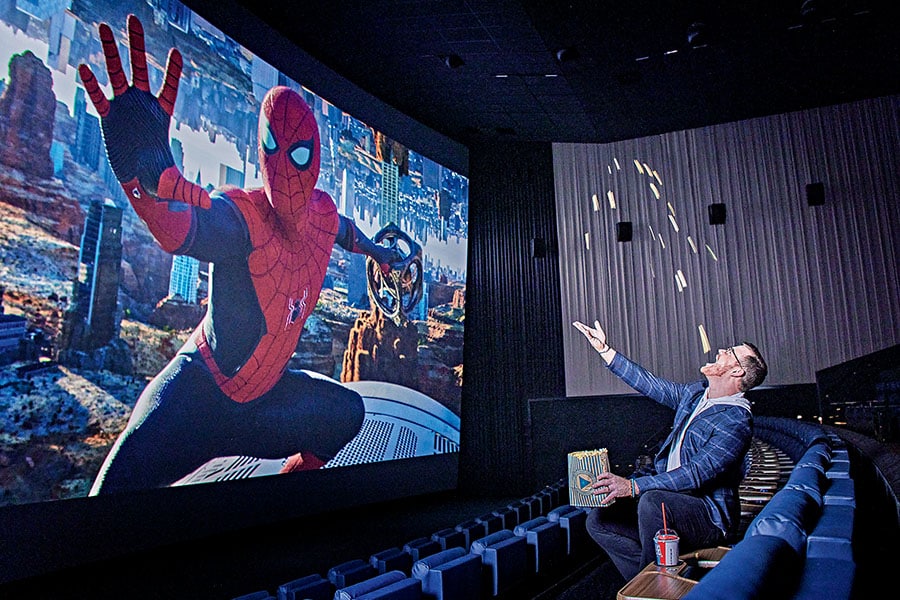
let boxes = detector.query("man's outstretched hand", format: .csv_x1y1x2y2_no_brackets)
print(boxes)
573,320,609,351
78,15,209,209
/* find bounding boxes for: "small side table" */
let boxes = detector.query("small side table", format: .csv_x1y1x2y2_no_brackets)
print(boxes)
617,547,731,600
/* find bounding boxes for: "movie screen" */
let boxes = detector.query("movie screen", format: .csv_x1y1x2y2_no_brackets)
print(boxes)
0,0,467,507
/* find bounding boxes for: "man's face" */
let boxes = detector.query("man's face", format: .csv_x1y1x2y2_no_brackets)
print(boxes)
700,344,749,378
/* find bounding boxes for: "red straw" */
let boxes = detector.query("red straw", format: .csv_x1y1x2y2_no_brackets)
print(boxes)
661,502,668,533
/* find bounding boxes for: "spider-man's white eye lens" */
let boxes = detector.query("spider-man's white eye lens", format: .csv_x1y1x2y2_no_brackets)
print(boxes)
290,146,310,166
260,116,277,154
288,139,314,169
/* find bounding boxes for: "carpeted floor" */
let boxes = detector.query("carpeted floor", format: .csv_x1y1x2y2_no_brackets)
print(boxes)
543,559,624,600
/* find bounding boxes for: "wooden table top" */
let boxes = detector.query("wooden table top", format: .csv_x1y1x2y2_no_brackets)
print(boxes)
617,547,731,600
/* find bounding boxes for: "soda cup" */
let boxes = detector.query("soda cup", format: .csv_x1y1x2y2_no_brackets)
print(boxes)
654,529,680,567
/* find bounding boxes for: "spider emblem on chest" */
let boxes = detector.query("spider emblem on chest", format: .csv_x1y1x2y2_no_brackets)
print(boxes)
285,287,310,330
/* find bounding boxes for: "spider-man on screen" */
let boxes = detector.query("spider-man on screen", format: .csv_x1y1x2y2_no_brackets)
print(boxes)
78,15,402,494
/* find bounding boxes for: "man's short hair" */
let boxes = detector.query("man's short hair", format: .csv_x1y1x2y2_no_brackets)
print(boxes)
739,341,767,391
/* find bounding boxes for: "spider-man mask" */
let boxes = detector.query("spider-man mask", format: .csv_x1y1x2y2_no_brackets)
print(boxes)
258,86,321,226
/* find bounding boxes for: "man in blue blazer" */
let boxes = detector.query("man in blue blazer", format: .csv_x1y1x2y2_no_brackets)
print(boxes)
572,320,767,580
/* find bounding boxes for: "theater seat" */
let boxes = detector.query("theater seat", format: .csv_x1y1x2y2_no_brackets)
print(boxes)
232,591,274,600
454,520,488,548
544,483,562,508
806,504,854,561
794,557,855,599
491,507,519,530
547,505,589,556
782,474,824,507
822,478,855,507
513,517,565,575
329,559,378,589
530,491,552,516
825,461,851,480
795,446,829,474
431,528,467,552
470,530,527,597
475,512,503,536
403,537,442,562
830,448,850,466
506,501,530,524
354,579,421,600
411,547,482,600
370,547,414,575
519,496,541,519
747,488,820,555
335,571,414,600
277,573,333,600
682,535,802,599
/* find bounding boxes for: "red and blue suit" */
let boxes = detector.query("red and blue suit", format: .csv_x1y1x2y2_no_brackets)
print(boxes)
79,16,397,494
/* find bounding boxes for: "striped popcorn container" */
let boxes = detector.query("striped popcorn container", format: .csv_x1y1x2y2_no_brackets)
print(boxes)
568,449,613,507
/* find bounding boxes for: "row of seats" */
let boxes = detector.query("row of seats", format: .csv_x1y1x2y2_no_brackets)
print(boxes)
734,438,795,539
232,479,593,600
684,418,856,599
752,417,831,462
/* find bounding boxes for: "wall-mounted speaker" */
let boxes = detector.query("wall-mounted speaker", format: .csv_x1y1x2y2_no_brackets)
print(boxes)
530,237,547,258
616,221,633,242
806,182,825,206
708,203,726,225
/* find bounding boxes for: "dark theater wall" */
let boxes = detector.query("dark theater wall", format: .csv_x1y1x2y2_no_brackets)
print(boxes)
460,141,566,496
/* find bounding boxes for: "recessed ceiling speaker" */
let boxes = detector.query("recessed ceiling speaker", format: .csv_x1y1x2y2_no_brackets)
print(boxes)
687,22,709,48
708,203,727,225
555,47,579,63
441,54,464,69
806,182,825,206
616,221,633,242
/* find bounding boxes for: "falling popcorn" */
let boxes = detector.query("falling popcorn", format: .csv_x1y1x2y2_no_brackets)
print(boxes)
698,324,711,353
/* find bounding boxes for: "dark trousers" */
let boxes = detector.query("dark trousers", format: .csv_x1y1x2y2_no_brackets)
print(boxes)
585,489,724,580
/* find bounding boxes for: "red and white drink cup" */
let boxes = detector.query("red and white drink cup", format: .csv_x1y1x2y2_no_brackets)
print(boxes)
654,529,680,567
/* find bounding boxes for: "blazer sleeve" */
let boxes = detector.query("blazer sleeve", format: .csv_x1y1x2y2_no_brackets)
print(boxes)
607,351,691,411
